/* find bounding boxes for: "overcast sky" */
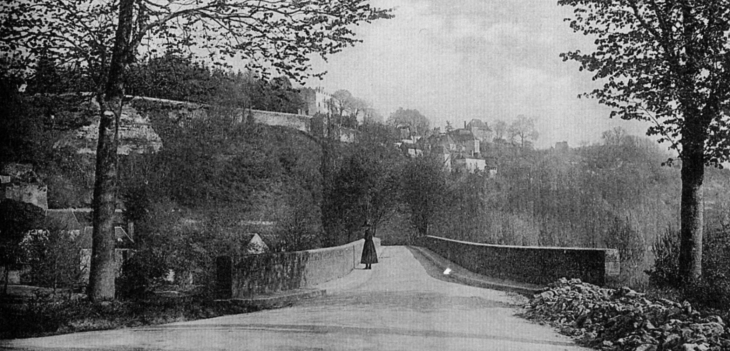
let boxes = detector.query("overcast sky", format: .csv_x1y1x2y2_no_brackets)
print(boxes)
304,0,656,149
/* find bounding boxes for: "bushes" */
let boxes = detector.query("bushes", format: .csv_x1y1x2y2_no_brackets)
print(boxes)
20,229,84,291
116,200,258,299
604,217,646,265
321,126,403,246
647,227,730,309
647,227,681,287
0,291,258,339
400,155,448,237
276,185,321,252
687,229,730,308
0,293,74,338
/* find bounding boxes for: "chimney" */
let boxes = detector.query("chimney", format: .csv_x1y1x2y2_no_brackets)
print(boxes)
464,121,466,129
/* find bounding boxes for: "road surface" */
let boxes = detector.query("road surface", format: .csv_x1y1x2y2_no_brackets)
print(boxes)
0,246,589,350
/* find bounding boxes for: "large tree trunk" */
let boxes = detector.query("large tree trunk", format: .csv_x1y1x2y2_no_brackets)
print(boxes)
678,140,705,282
88,105,119,301
88,0,134,301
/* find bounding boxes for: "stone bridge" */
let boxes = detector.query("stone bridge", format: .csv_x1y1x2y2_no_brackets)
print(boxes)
2,237,617,350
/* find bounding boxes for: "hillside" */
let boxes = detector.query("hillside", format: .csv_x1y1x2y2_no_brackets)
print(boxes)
429,135,730,286
2,93,325,249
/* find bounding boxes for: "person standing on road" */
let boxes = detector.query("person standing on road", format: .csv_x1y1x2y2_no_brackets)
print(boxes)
361,222,378,269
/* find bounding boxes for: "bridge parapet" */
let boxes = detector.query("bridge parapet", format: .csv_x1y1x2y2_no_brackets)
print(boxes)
423,236,619,287
217,238,380,299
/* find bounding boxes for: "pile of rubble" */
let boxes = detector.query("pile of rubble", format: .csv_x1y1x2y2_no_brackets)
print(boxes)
525,278,730,351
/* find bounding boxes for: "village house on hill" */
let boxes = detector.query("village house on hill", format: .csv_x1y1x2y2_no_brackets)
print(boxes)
412,119,496,175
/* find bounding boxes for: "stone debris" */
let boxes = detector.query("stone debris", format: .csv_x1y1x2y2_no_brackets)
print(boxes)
525,278,730,351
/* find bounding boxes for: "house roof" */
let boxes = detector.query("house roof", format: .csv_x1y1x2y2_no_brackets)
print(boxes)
450,131,477,143
245,233,270,254
454,154,485,160
77,226,133,248
429,133,454,145
401,143,422,150
45,209,82,231
431,145,450,154
467,119,486,129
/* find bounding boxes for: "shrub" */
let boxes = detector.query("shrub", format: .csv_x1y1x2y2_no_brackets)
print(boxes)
0,293,70,338
276,186,320,252
20,229,84,290
116,200,253,299
647,226,730,309
116,200,179,299
646,227,682,288
686,229,730,308
604,217,645,265
400,155,448,237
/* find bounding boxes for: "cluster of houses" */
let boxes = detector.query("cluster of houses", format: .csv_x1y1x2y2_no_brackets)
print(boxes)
0,163,134,285
397,119,499,176
298,86,509,176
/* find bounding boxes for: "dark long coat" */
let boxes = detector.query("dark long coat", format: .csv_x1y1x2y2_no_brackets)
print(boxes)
360,228,378,264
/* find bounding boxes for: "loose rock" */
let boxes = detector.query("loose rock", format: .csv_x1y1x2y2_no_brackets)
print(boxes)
525,279,730,351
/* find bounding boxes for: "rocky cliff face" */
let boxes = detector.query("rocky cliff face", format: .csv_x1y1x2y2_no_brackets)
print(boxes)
50,95,323,155
53,97,163,155
1,163,48,210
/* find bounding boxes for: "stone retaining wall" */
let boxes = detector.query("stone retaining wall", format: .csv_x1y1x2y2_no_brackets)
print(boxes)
423,235,619,286
217,238,379,299
249,109,311,133
127,96,312,134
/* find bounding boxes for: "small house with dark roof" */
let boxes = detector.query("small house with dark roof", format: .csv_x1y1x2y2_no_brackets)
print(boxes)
45,209,83,238
431,145,452,172
449,130,481,157
466,119,493,143
453,155,486,173
245,233,270,254
75,225,135,283
400,142,424,158
77,226,134,249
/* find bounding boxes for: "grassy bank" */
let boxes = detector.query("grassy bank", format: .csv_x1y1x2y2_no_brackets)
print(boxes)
0,290,257,339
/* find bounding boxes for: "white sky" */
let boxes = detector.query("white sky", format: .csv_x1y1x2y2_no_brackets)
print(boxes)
303,0,655,149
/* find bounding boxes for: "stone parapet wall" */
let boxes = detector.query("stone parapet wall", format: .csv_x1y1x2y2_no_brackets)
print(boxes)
423,235,619,286
249,109,311,133
127,96,312,133
51,95,314,155
217,238,379,299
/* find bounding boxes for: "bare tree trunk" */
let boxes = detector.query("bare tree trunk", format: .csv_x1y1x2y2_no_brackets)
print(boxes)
88,0,134,301
678,141,705,282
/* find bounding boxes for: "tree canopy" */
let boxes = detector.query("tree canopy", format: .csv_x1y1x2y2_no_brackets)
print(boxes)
1,0,393,86
400,155,447,237
559,0,730,281
386,108,430,137
126,52,304,112
1,0,392,301
508,115,539,149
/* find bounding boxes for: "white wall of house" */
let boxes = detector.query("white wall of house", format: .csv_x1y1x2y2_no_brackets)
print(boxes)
454,158,486,173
